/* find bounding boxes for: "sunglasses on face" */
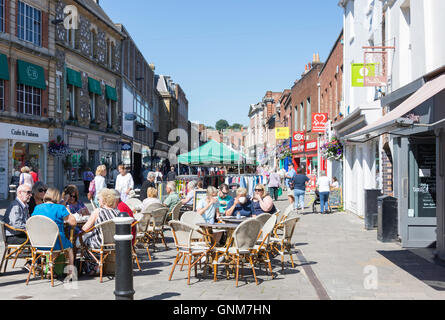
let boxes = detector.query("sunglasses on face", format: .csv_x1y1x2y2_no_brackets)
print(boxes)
255,189,263,192
38,189,47,193
70,194,76,198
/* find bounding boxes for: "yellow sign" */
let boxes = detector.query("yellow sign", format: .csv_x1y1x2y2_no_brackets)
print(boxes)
275,127,290,140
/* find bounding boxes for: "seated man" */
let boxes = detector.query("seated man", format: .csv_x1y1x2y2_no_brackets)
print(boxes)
1,184,32,244
224,187,254,218
163,181,181,212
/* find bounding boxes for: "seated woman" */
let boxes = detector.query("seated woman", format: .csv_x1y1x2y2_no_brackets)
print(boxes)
77,188,120,250
142,187,162,212
181,180,197,208
252,184,277,216
196,186,222,243
28,181,48,215
32,188,77,269
224,187,254,218
196,186,220,224
62,185,90,217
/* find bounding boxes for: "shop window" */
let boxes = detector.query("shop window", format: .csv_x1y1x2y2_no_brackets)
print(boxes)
17,84,41,116
12,142,44,179
69,150,84,182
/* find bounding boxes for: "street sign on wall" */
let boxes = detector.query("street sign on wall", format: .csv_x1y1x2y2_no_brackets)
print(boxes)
292,143,305,153
312,113,328,133
275,127,290,140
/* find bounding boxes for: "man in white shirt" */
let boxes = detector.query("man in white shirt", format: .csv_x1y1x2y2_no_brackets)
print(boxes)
316,171,332,214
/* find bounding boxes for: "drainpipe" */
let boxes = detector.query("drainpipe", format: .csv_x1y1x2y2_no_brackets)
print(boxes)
317,82,321,181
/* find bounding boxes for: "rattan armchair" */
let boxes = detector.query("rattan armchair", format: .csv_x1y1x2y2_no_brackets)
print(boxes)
270,217,300,271
25,216,69,287
0,221,31,274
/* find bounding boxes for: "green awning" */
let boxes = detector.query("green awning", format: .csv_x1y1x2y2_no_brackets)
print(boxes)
105,85,117,101
66,68,82,88
17,60,46,89
88,77,102,95
0,54,9,81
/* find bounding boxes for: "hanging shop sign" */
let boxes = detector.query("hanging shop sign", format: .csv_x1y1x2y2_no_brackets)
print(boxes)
121,142,132,151
351,63,376,87
275,127,290,140
305,140,318,153
293,131,305,144
312,113,329,133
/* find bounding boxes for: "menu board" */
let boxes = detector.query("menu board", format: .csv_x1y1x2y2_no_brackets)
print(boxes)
329,188,343,209
193,189,207,211
417,144,436,216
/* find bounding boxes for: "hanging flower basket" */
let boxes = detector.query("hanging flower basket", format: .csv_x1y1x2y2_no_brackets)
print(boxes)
321,137,343,161
277,144,292,160
49,139,70,157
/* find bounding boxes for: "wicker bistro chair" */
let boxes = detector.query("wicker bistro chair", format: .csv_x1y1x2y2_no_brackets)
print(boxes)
273,205,294,237
270,217,300,271
213,219,262,287
170,202,184,221
79,220,141,282
25,216,70,287
125,198,143,213
168,221,216,285
255,213,273,229
145,207,170,251
0,221,32,274
253,214,277,279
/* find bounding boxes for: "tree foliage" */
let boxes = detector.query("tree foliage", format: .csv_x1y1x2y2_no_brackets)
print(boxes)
215,119,230,131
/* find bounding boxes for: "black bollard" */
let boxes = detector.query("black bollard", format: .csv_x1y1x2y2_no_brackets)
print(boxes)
113,212,135,300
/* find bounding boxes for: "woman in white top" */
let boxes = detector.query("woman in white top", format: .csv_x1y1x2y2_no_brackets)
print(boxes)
115,165,134,202
142,187,162,212
316,171,332,214
19,166,34,187
332,177,339,189
93,165,107,208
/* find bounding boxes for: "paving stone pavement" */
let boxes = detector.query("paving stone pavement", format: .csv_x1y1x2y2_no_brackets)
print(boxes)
1,194,445,300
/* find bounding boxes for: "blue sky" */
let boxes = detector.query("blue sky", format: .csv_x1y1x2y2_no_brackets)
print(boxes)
101,0,343,127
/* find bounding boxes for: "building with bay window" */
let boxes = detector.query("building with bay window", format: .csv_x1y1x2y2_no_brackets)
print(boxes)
0,0,56,199
53,0,124,191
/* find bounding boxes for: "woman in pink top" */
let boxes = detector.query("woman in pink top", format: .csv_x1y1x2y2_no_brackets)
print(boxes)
252,184,277,216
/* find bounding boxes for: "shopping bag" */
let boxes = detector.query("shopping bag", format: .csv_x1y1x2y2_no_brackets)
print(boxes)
278,188,283,197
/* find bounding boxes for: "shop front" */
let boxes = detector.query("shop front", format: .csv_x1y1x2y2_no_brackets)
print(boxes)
0,123,49,199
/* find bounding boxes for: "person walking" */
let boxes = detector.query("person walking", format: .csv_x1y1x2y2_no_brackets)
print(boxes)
267,168,281,201
166,166,177,182
115,165,134,202
82,167,94,196
91,165,107,208
19,166,34,188
290,168,310,213
317,171,332,214
285,164,296,191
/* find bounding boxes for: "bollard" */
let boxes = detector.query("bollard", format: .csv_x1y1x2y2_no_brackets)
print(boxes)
113,212,135,300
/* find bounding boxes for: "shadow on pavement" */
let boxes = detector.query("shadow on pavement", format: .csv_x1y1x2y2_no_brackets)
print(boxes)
377,250,445,291
143,292,181,300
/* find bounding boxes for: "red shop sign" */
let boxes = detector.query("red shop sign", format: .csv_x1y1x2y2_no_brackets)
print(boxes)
312,113,328,133
293,131,305,144
292,143,305,154
305,140,318,153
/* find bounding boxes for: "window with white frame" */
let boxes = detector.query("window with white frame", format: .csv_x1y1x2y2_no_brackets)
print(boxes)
68,85,76,119
306,98,311,131
0,0,5,33
90,93,96,121
56,75,61,113
0,79,4,110
17,1,42,46
17,84,41,116
107,98,114,127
